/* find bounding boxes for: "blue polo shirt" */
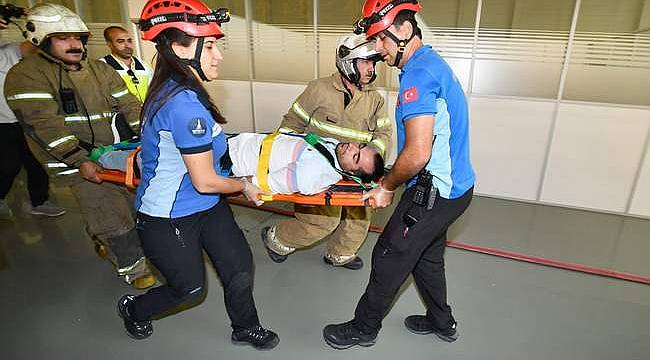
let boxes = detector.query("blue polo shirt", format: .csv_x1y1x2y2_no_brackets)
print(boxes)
396,45,475,199
135,81,227,218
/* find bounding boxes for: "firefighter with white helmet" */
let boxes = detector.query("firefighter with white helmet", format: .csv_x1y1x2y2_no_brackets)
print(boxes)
5,3,155,289
23,3,89,47
335,33,382,88
261,32,392,270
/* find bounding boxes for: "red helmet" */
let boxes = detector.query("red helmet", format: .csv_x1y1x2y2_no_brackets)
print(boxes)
357,0,422,38
139,0,229,41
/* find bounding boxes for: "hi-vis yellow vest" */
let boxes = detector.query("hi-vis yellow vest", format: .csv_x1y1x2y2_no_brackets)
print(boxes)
100,54,152,103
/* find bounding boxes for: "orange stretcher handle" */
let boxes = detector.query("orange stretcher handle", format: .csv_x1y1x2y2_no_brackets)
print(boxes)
124,147,141,189
96,147,141,189
98,169,139,187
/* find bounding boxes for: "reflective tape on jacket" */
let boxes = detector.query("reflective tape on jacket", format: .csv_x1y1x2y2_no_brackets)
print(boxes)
111,89,130,98
57,169,79,176
46,162,69,168
292,101,389,155
291,102,374,143
278,126,298,134
64,112,113,123
47,135,77,149
6,92,55,101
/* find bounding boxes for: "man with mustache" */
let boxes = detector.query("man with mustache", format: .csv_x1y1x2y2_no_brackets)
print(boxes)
1,13,65,219
4,4,155,289
261,32,392,270
100,26,153,103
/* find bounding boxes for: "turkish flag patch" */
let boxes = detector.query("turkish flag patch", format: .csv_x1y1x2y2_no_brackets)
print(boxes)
402,86,419,104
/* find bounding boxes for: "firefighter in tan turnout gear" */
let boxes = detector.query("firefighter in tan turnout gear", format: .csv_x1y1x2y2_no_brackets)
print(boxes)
4,4,155,289
261,32,392,270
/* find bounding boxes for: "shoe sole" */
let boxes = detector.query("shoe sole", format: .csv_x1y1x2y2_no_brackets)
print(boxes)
433,332,458,343
231,336,280,350
404,319,458,342
323,336,376,350
323,257,363,270
261,227,287,263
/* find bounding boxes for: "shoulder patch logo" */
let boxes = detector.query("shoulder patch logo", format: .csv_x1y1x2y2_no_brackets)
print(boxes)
402,86,418,105
189,118,207,137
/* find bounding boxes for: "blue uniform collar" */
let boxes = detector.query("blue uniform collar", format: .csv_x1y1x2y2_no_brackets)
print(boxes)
401,45,432,74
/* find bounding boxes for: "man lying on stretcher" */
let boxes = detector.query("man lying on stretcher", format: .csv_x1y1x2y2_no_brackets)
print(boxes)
94,133,384,195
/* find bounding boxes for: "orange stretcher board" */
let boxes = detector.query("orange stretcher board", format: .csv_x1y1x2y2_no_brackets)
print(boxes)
96,149,367,206
97,170,367,206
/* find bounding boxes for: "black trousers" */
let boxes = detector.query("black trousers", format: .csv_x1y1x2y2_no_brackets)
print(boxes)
0,123,49,206
354,186,473,333
131,199,260,331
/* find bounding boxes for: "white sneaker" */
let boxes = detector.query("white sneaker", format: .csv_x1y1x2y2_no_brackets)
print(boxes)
0,199,13,220
30,201,66,217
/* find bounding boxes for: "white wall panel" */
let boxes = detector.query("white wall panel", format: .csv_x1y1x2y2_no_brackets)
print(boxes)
629,135,650,217
563,65,650,106
251,82,306,132
470,97,555,200
541,104,650,212
208,80,254,133
446,58,472,93
472,60,562,98
251,23,315,82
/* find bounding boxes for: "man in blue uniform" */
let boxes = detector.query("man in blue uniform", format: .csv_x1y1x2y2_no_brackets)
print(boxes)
323,0,475,349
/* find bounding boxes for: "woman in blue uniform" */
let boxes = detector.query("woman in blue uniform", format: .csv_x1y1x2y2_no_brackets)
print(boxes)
116,0,278,350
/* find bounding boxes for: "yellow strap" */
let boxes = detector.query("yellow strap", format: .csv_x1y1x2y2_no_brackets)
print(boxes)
256,132,280,193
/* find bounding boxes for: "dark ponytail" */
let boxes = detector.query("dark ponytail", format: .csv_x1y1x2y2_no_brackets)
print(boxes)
141,28,226,126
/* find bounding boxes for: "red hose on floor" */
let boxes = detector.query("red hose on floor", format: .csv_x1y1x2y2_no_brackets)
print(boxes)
228,198,650,285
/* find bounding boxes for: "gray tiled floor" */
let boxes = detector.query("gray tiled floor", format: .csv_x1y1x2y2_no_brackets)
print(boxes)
1,184,649,360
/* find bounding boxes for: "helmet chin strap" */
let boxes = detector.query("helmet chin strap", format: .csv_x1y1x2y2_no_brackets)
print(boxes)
383,29,416,67
342,59,377,90
177,37,208,81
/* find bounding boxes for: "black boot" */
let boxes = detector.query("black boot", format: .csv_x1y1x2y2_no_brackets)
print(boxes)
231,325,279,350
323,320,377,349
404,315,458,342
117,295,153,340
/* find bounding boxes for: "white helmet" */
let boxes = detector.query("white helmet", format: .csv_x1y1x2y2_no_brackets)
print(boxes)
335,33,382,87
24,3,89,47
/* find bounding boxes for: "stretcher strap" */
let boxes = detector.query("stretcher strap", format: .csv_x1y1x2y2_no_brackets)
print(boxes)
125,147,141,189
256,132,280,193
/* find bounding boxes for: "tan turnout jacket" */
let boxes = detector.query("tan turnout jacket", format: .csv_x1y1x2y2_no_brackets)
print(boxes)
279,73,392,158
4,50,141,180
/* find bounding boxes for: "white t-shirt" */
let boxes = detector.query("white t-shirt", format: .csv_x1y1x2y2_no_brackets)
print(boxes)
0,41,21,124
228,133,342,195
